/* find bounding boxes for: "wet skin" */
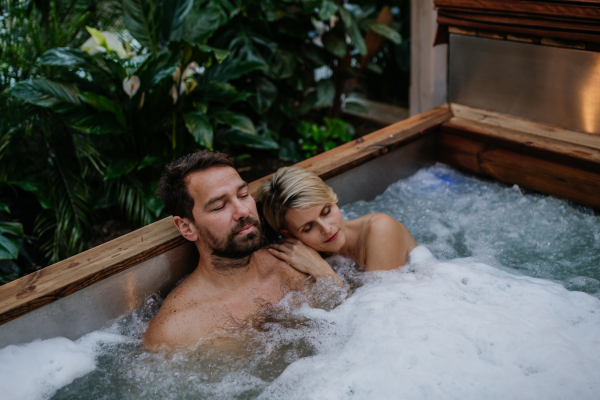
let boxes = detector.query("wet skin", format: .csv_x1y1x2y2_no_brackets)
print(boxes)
268,203,417,272
144,167,312,349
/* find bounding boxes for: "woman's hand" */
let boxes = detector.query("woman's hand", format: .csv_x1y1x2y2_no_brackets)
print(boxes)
268,238,343,285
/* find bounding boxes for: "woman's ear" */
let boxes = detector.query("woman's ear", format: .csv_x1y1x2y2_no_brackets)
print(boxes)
280,229,292,238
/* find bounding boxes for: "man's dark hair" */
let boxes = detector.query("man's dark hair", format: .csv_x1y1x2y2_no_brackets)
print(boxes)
157,150,235,220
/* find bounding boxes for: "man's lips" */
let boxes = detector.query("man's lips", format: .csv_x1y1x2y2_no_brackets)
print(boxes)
236,225,255,235
325,230,338,243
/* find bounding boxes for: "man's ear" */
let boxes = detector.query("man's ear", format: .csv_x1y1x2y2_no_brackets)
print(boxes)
280,229,292,238
173,216,199,242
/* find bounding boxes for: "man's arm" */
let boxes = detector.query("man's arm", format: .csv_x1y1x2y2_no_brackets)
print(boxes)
363,214,417,272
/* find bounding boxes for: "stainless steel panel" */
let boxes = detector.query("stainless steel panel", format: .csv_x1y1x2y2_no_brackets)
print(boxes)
449,34,600,134
326,135,437,206
0,242,198,348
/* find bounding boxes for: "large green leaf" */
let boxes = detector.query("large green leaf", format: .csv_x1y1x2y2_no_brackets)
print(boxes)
38,48,90,67
0,201,9,214
7,79,80,112
123,0,158,52
338,7,354,28
183,6,224,43
269,49,296,79
0,221,23,237
212,110,256,134
300,89,318,114
318,0,339,20
370,23,402,45
160,0,194,43
105,159,138,180
0,235,19,260
73,112,126,135
339,7,367,55
248,77,278,114
344,100,369,114
202,58,265,83
278,137,302,163
217,130,279,150
194,44,230,63
201,82,252,105
184,111,214,149
79,92,126,126
9,181,52,210
136,49,181,89
322,31,347,58
316,79,336,107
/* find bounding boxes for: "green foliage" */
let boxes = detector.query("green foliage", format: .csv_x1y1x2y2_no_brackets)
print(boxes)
297,117,355,159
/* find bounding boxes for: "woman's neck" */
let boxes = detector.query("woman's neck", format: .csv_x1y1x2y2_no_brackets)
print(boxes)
337,220,361,261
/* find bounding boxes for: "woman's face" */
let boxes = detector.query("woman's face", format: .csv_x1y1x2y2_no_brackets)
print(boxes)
283,203,346,253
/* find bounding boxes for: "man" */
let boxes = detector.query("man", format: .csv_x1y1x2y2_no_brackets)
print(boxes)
144,150,340,348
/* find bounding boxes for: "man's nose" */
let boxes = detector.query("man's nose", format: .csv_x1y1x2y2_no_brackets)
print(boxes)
232,198,250,220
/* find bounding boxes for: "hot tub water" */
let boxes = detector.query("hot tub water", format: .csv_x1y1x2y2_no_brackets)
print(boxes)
1,164,599,399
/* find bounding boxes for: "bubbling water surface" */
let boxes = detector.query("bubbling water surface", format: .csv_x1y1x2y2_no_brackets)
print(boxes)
2,164,599,400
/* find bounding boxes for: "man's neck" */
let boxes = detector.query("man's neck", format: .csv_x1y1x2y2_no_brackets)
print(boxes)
193,248,262,289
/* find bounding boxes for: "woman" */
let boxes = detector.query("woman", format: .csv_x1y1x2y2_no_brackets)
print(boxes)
256,167,417,282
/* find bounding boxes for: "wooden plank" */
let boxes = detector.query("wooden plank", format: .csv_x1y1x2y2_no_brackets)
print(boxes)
450,104,600,149
438,133,600,208
441,118,600,173
438,16,600,44
0,218,186,325
435,0,600,20
249,104,453,195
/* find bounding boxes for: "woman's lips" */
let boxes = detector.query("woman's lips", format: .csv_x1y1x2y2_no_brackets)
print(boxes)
325,231,338,243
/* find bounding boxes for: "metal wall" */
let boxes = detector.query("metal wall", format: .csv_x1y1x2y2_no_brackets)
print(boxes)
0,242,198,348
449,34,600,134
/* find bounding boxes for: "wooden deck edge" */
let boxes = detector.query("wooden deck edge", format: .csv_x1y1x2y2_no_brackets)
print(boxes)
249,104,453,195
0,103,453,326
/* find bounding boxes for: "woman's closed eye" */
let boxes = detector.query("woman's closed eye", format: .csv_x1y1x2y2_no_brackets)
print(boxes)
302,223,313,233
322,206,330,216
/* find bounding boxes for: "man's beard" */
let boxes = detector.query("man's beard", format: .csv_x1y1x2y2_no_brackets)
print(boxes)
199,216,266,272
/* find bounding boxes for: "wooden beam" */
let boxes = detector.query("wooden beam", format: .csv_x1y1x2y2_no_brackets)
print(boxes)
444,104,600,171
438,134,600,209
0,104,453,326
0,218,186,325
249,104,453,195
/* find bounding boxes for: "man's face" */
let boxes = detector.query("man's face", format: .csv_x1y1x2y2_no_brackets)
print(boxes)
186,166,264,259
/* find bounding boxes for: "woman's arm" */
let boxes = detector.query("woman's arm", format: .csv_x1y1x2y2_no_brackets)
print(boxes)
267,239,344,285
363,214,417,272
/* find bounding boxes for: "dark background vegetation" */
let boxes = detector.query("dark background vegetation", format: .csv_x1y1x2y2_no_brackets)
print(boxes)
0,0,410,284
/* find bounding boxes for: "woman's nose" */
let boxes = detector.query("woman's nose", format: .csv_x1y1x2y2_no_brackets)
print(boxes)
321,223,333,235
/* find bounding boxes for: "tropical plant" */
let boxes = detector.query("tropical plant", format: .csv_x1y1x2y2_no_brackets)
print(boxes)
2,0,277,266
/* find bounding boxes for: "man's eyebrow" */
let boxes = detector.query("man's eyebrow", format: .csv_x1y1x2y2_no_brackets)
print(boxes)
205,182,249,207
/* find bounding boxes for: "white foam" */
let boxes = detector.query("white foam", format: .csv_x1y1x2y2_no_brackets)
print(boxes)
0,332,127,400
259,247,600,399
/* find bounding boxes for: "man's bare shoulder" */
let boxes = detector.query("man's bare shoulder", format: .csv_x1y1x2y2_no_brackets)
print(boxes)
255,248,308,285
144,278,221,349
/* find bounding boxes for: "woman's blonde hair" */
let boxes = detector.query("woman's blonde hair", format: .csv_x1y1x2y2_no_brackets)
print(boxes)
256,167,338,232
